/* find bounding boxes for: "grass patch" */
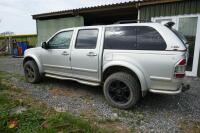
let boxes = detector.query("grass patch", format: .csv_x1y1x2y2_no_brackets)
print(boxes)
0,71,9,79
0,94,10,105
11,72,26,81
0,72,108,133
0,71,25,82
47,113,95,133
178,120,200,133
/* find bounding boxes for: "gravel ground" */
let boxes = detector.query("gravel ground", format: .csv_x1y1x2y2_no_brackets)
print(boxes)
0,56,200,132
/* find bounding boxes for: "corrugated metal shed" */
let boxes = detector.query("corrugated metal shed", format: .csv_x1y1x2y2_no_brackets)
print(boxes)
32,0,182,20
140,0,200,20
37,16,84,44
32,1,140,20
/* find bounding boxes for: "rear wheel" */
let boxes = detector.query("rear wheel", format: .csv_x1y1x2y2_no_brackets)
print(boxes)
103,72,141,109
24,60,41,83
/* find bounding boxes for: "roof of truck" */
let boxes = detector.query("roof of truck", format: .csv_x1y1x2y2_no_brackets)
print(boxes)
58,22,164,32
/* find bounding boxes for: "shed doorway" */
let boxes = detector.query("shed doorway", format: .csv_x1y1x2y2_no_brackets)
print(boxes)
82,7,138,26
152,14,200,77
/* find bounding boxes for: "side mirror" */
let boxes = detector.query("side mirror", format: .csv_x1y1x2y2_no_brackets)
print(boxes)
41,42,47,49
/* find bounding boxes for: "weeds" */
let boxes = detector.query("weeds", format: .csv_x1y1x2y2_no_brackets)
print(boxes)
178,119,200,133
0,71,107,133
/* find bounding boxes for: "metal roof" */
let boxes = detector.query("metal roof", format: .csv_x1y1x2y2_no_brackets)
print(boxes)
32,0,182,19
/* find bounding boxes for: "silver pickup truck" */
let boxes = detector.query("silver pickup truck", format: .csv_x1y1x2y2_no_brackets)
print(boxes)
23,22,190,109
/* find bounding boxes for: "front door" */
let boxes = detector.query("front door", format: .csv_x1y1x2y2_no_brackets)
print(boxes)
71,27,101,81
41,30,73,76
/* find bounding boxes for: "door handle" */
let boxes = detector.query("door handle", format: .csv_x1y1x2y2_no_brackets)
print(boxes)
61,51,69,56
87,52,97,56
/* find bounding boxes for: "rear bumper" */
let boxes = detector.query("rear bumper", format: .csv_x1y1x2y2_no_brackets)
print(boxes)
149,83,190,95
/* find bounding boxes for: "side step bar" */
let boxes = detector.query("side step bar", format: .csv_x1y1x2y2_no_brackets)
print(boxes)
45,74,100,86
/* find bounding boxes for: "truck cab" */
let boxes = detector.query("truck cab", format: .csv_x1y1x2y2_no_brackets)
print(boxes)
23,22,190,109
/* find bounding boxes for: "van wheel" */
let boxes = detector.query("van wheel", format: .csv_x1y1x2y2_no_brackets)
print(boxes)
104,72,141,109
24,60,41,83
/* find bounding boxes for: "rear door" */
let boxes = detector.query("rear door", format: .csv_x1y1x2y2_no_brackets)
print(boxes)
70,27,102,82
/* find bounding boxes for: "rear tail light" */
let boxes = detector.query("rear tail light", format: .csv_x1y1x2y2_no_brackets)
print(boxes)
174,59,186,78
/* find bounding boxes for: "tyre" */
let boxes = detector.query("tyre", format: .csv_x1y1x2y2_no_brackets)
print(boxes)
24,60,41,83
103,72,141,109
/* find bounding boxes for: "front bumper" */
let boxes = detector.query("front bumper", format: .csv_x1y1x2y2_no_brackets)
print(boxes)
149,83,190,95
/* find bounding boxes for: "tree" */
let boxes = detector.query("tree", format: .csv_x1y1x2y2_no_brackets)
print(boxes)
0,31,14,36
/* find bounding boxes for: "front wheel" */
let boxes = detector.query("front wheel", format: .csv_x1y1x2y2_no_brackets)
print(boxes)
24,60,41,83
103,72,141,109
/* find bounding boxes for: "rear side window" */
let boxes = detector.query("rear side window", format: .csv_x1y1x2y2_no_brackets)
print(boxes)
171,28,187,45
104,26,167,50
104,27,137,50
137,26,166,50
75,29,98,49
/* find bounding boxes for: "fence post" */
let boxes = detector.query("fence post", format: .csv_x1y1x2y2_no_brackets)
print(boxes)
8,36,11,54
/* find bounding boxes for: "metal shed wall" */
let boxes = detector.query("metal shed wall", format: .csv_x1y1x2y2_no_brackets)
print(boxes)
37,16,84,45
140,0,200,20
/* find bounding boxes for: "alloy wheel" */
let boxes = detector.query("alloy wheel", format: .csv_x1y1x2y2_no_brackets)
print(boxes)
25,64,35,82
108,80,131,104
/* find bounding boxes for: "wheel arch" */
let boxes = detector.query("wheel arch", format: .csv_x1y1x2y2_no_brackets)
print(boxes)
23,56,43,73
103,62,148,96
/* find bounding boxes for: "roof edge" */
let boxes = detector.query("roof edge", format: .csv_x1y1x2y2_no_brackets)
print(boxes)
0,34,37,38
140,0,183,6
32,1,139,19
32,0,183,20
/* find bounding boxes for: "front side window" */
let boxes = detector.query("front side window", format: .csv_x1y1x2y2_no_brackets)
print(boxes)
104,26,137,50
75,29,99,49
48,31,73,49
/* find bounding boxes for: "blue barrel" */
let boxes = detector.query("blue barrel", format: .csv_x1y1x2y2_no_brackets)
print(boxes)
17,42,28,55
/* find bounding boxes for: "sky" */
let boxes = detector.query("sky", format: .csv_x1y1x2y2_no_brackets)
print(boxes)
0,0,134,34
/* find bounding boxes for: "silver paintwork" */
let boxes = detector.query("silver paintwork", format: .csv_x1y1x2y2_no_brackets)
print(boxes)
24,23,187,96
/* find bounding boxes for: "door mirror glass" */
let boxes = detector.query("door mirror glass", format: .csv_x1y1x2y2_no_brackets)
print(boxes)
41,42,48,49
